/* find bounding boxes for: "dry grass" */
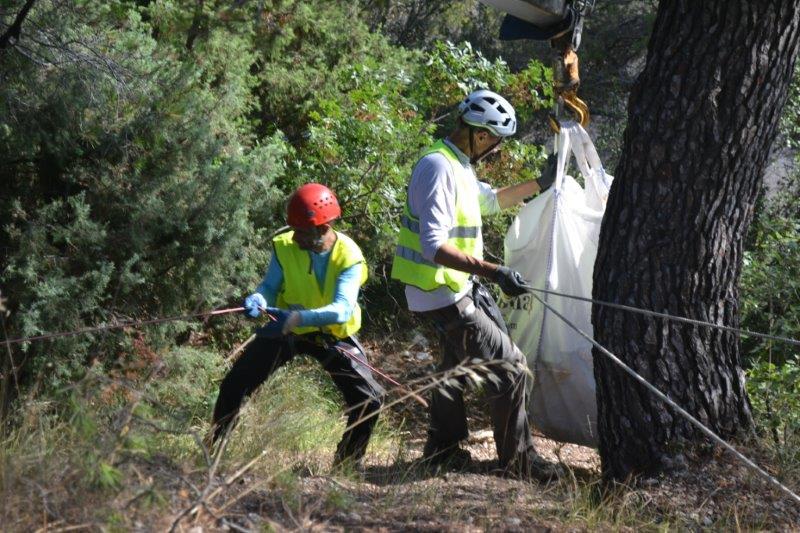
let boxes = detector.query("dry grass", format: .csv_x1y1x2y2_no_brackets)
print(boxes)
0,342,799,532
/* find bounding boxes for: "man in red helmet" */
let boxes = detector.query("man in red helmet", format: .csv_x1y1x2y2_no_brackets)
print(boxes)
209,184,384,468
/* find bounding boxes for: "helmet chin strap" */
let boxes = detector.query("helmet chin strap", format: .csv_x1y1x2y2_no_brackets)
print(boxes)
468,126,502,165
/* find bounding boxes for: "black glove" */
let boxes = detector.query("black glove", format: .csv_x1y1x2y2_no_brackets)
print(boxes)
493,266,530,297
536,153,558,193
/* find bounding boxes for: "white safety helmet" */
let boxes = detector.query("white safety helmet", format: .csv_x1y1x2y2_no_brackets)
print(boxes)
458,89,517,137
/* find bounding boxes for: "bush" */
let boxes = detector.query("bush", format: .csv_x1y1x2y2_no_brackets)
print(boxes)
741,176,800,367
741,172,800,477
0,1,286,399
1,1,552,407
747,358,800,477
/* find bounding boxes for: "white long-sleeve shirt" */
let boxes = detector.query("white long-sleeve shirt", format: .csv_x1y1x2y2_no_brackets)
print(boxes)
404,139,500,312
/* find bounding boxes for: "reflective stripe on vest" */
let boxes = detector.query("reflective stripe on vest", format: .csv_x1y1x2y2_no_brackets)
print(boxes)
274,231,367,338
399,215,480,239
391,139,483,293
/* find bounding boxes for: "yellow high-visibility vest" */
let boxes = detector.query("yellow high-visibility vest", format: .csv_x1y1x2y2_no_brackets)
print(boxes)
391,139,482,292
274,231,367,338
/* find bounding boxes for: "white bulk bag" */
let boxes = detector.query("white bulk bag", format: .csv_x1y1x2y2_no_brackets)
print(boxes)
501,121,612,447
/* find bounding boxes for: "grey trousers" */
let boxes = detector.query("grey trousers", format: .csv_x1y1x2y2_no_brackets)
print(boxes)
420,286,536,471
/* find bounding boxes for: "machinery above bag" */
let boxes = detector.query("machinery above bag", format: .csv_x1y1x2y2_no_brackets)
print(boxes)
479,0,570,31
479,0,595,129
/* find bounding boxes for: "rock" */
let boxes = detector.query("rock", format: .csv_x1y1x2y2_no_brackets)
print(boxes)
469,429,494,442
347,512,362,522
506,517,522,527
412,332,429,349
415,352,432,361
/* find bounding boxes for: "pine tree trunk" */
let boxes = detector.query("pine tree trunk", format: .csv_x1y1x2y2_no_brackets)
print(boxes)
592,0,800,480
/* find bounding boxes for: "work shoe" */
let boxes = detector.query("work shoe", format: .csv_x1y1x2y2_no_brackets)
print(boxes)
421,442,473,471
502,452,564,482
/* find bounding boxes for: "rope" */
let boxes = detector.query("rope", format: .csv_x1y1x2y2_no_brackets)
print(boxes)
0,301,424,404
332,345,428,407
522,284,800,348
529,290,800,505
0,307,247,347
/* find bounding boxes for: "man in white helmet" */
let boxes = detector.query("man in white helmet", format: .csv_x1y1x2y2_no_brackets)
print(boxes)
391,89,558,479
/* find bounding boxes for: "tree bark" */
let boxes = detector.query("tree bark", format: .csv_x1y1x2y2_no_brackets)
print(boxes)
592,0,800,480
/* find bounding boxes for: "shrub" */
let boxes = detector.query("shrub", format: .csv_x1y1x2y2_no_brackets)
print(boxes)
0,1,286,400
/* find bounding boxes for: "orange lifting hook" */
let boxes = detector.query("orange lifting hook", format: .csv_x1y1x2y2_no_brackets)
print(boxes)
549,40,590,132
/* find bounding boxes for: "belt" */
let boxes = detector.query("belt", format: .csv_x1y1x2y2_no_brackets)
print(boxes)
427,294,477,332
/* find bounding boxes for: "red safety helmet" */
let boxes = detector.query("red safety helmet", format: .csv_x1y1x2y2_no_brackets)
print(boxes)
287,183,341,228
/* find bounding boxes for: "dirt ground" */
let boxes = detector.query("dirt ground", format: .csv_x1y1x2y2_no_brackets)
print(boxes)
165,430,800,532
157,339,800,532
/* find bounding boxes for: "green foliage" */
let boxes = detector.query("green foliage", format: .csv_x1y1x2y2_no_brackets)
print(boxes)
325,483,355,511
251,0,405,140
747,358,800,476
741,177,800,367
225,358,355,467
741,166,800,478
781,65,800,148
284,40,551,264
357,0,478,48
1,1,286,391
272,38,550,331
140,348,224,426
287,52,430,259
0,340,404,527
0,0,551,401
90,461,124,491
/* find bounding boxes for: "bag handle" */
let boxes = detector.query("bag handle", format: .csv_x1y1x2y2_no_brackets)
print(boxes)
570,124,611,193
554,123,573,192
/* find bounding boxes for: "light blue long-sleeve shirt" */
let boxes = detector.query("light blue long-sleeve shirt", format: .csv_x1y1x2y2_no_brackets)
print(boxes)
255,249,362,327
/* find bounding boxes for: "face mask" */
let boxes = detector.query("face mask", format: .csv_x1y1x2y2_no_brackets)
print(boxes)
293,226,327,251
310,230,326,249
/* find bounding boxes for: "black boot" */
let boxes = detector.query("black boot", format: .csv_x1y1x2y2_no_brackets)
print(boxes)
422,441,473,470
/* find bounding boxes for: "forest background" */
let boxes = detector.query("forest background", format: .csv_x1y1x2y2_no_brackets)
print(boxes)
1,0,799,530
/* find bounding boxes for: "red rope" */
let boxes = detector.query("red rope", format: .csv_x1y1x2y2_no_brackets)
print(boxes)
334,345,402,387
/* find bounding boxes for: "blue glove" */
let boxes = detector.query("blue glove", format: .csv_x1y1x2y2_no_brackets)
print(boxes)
243,292,267,318
255,307,292,338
